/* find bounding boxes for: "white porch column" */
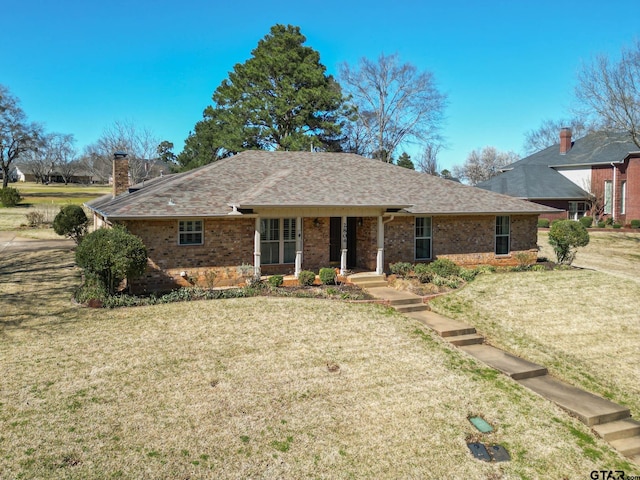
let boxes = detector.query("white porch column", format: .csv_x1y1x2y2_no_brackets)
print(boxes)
376,215,384,275
340,215,348,275
295,216,302,278
254,218,261,277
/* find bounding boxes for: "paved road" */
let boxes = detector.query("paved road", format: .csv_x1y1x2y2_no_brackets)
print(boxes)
0,231,74,254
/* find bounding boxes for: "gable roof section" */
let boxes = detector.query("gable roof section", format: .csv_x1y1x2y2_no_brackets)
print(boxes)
476,165,590,200
87,151,557,219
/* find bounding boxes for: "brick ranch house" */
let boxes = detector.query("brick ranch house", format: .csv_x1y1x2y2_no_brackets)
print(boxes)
477,129,640,223
86,150,556,292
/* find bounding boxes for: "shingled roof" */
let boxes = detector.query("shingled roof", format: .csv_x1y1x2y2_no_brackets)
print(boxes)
87,151,556,219
477,131,640,200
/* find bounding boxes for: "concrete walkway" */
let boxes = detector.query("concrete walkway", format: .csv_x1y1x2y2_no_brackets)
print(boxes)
355,279,640,463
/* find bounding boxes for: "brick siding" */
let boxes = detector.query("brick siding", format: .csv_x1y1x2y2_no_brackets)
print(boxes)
121,213,539,292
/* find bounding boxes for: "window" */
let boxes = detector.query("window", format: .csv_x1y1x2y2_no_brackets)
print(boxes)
568,201,588,220
260,218,297,264
179,220,203,245
621,181,626,215
604,180,613,215
415,217,432,260
495,216,510,255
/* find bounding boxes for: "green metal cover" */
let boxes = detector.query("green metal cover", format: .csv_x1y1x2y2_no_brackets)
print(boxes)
469,416,493,433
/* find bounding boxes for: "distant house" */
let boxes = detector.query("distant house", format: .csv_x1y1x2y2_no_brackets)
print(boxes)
86,151,556,292
477,129,640,223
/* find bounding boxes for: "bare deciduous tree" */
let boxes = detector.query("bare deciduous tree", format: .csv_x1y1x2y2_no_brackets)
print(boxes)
89,120,160,185
339,53,447,162
523,118,594,154
453,146,519,186
0,85,43,187
415,142,442,175
576,40,640,147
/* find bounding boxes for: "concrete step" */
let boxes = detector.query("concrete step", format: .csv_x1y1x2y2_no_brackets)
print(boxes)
610,436,640,457
446,333,484,346
518,375,631,426
407,311,477,337
394,303,429,314
460,344,548,380
630,453,640,465
593,419,640,441
364,287,421,306
355,280,388,288
348,274,386,285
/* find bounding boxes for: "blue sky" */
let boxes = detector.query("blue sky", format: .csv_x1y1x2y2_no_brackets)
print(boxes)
3,0,639,170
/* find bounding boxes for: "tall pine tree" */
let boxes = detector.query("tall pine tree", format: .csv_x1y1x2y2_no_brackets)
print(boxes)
178,25,346,170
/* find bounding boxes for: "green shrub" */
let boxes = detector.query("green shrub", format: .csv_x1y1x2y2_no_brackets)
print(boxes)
389,262,412,277
413,263,433,283
597,221,606,228
268,275,283,288
319,267,337,285
551,219,562,226
613,223,622,229
548,220,590,265
531,264,546,272
426,258,460,278
578,216,593,228
0,187,21,207
630,219,640,229
75,225,148,294
53,205,89,244
474,265,496,275
605,217,614,226
537,218,550,228
297,270,316,286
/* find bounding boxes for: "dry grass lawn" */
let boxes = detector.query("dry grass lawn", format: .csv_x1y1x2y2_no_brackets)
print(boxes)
431,231,640,425
1,246,637,478
0,183,109,238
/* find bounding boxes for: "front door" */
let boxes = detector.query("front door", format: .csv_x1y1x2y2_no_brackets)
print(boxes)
329,217,357,268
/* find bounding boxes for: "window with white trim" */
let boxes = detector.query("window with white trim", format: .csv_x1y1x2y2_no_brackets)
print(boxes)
260,218,297,264
415,217,432,260
178,220,203,245
604,180,613,215
495,216,510,255
568,201,588,220
620,180,626,215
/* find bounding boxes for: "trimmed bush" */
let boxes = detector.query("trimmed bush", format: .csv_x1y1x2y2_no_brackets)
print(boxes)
548,220,589,265
426,258,460,278
319,267,336,285
75,225,148,294
297,270,316,286
267,275,283,288
53,205,89,244
537,218,550,228
0,187,21,207
630,219,640,229
578,216,593,228
613,223,622,229
389,262,412,277
25,210,45,227
597,221,606,228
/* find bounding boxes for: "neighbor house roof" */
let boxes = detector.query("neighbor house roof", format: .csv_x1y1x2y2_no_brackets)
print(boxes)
476,165,590,200
477,131,640,200
87,151,557,219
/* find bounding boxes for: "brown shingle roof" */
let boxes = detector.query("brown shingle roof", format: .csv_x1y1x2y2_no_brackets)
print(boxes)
87,151,557,219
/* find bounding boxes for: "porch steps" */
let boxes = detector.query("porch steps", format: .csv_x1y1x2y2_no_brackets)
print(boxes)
445,333,485,346
347,273,388,289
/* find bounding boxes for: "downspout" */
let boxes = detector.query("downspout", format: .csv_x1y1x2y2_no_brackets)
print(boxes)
610,162,617,221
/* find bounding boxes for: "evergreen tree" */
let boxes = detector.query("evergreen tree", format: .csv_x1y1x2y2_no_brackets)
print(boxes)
396,152,415,169
178,25,346,170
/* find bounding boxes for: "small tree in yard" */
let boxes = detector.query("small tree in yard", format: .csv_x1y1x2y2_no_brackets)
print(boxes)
53,205,88,244
548,220,590,265
75,225,148,295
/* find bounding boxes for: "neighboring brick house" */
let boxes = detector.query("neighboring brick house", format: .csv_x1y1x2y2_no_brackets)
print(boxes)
86,151,556,292
477,129,640,224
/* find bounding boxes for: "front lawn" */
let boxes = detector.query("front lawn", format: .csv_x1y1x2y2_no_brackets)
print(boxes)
0,247,636,478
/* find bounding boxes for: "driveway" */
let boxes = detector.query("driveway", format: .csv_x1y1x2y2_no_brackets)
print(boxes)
0,231,74,254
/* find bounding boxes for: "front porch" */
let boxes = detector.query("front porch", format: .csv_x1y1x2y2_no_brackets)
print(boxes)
252,213,395,279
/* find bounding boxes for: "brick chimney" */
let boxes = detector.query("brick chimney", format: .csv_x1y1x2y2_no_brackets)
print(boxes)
112,151,129,197
559,127,572,154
